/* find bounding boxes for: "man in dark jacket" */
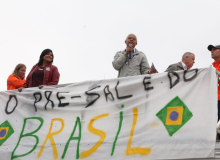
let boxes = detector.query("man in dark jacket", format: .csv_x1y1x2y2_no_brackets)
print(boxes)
165,52,195,72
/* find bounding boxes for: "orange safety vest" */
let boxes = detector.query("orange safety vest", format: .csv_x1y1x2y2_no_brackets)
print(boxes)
212,61,220,100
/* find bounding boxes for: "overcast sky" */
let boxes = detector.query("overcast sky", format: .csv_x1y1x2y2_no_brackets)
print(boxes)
0,0,220,91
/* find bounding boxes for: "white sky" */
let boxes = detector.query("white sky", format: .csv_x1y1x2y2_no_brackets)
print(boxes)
0,0,220,91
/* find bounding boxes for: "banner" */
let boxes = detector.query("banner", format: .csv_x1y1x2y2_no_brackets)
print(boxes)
0,66,217,160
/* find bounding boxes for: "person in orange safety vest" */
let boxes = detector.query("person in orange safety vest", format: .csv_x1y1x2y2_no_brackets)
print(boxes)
208,44,220,139
7,64,26,90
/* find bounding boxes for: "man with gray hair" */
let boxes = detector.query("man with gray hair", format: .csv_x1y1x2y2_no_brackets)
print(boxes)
165,52,195,72
112,34,154,77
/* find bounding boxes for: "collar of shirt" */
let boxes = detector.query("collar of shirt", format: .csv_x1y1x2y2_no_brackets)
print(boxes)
181,62,187,70
213,59,220,68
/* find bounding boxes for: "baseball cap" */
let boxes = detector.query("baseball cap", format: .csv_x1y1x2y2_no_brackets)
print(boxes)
207,44,220,51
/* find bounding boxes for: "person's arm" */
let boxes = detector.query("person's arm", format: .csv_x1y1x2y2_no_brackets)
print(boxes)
23,71,31,88
7,76,25,89
45,66,60,86
23,75,30,88
23,65,36,88
112,51,127,71
7,75,15,90
140,53,150,74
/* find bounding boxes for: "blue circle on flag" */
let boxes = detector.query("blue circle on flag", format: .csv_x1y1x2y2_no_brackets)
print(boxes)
169,111,179,121
0,129,6,137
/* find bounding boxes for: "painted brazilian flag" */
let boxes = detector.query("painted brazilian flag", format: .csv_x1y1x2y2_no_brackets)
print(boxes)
0,120,14,146
156,96,193,136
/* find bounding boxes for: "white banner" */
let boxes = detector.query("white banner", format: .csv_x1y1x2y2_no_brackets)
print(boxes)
0,66,217,160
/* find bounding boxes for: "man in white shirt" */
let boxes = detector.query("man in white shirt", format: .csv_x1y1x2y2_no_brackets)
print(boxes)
165,52,195,72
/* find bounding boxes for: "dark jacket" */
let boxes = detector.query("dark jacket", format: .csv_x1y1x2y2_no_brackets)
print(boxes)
165,61,184,72
23,64,60,88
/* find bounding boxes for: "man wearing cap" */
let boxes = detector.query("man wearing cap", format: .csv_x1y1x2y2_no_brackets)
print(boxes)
112,34,154,77
208,44,220,139
164,52,195,72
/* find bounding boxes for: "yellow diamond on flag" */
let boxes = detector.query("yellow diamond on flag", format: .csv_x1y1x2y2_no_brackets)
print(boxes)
165,106,183,125
0,127,9,140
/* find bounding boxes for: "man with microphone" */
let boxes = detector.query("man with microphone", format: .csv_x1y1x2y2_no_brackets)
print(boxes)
112,34,154,77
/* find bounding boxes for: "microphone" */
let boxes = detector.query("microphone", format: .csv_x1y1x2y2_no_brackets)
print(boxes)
128,44,133,59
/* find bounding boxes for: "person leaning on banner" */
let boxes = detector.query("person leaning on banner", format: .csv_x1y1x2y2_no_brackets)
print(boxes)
18,49,60,92
112,33,156,78
164,52,195,72
208,44,220,139
7,64,26,90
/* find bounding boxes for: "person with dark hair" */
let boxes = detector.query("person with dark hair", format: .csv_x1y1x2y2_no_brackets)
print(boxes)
7,64,26,90
20,49,60,91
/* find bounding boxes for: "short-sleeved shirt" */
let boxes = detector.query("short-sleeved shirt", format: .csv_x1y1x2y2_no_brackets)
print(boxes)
31,67,44,87
212,60,220,100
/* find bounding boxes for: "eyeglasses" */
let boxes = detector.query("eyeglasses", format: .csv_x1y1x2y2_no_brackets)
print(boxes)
127,37,136,41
